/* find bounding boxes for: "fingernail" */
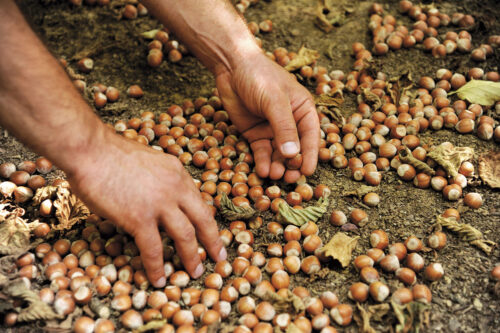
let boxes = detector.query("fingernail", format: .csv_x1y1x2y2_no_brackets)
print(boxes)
193,263,204,278
153,276,166,288
282,141,299,156
218,247,227,261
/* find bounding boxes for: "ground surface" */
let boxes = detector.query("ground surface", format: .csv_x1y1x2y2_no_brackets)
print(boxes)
1,0,500,332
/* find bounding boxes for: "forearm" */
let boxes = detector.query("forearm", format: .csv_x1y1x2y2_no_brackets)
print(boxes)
141,0,262,75
0,0,108,177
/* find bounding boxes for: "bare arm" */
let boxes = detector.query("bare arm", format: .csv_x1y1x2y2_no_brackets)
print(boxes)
0,0,227,285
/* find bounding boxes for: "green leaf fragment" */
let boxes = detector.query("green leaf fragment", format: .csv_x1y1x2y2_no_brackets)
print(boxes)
448,80,500,106
276,195,329,226
141,29,160,39
220,193,256,221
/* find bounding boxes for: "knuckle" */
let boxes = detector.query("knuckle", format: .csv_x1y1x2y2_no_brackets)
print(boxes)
178,226,196,244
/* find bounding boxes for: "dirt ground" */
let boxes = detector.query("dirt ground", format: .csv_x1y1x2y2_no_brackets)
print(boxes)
2,0,500,331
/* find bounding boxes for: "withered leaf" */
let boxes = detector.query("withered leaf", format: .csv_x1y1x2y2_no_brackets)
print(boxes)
427,144,474,177
478,151,500,189
286,323,304,333
321,232,359,267
258,290,305,314
344,185,378,199
355,303,391,333
391,300,430,333
32,185,59,205
399,147,435,175
276,195,329,226
0,214,33,254
220,193,256,221
52,187,90,230
133,319,167,333
284,46,320,72
3,279,61,322
435,215,495,254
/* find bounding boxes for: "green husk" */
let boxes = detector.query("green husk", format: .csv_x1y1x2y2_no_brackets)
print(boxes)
276,195,329,226
427,144,474,177
140,29,160,39
399,147,435,175
448,80,500,106
220,193,256,221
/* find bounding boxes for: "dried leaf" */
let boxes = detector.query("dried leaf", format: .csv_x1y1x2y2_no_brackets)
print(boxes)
258,290,305,314
220,193,256,221
355,303,391,333
448,80,500,106
0,214,32,254
284,46,320,72
478,151,500,189
32,185,59,205
133,319,167,333
399,147,435,175
52,187,90,230
276,196,329,226
314,0,334,32
391,300,430,333
435,215,495,254
321,232,359,267
141,29,160,39
285,323,303,333
3,279,61,322
315,91,344,108
427,144,474,177
359,87,383,111
344,185,378,198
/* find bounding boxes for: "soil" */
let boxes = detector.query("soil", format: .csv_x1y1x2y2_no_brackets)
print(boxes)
2,0,500,332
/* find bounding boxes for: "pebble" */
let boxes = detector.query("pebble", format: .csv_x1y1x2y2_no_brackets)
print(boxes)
473,298,483,311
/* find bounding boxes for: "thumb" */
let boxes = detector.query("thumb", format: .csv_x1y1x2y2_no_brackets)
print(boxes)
262,90,300,158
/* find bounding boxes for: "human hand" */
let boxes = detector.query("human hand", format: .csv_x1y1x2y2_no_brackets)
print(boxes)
215,52,320,183
67,132,226,287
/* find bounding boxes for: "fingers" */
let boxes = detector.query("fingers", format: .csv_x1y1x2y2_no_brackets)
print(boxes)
161,210,204,278
180,189,227,264
296,100,320,176
250,139,273,178
269,149,286,180
262,90,300,158
133,225,166,288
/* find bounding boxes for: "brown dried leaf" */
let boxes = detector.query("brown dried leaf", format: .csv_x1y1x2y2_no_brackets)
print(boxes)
259,290,305,314
478,151,500,189
0,214,31,254
344,185,377,199
284,46,320,72
321,232,359,267
354,303,391,333
52,187,90,230
427,144,474,177
3,279,61,322
32,185,59,206
133,319,167,333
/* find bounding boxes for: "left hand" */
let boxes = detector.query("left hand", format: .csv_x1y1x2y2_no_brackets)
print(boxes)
215,52,320,183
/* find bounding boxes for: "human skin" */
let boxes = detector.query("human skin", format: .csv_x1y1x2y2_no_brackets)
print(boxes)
0,0,319,286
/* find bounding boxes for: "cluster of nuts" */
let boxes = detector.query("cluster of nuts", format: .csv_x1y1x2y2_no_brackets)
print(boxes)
367,1,497,62
0,158,53,204
145,29,190,67
349,229,445,305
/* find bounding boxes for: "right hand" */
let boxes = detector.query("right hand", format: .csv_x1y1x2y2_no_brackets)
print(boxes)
67,131,226,287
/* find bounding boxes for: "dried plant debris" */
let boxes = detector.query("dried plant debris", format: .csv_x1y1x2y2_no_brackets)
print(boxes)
344,185,378,198
0,212,40,255
391,300,430,333
358,87,383,111
478,151,500,189
259,290,305,314
314,0,350,32
133,319,167,333
33,185,90,230
285,323,304,333
3,279,61,322
320,232,359,267
284,46,320,72
219,193,256,221
448,80,500,106
435,215,496,254
354,303,391,333
399,147,435,175
317,105,345,127
276,195,329,226
386,71,414,106
52,186,90,230
315,91,344,108
427,144,474,178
